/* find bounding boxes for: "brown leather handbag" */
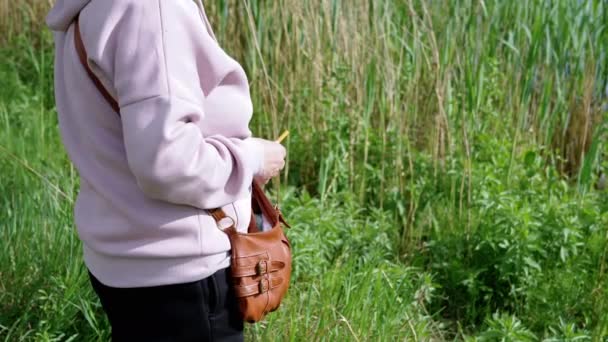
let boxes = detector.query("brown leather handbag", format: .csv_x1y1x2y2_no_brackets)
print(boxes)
209,181,292,322
73,15,292,323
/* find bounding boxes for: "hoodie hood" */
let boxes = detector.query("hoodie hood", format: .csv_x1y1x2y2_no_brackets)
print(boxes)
46,0,92,31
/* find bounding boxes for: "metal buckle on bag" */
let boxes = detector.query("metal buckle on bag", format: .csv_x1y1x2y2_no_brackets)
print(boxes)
256,261,268,275
259,279,269,293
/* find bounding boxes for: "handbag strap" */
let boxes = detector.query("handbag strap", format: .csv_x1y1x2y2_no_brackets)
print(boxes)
73,15,120,115
209,180,284,235
72,14,276,234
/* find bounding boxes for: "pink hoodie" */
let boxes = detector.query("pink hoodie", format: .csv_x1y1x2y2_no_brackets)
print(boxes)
47,0,264,287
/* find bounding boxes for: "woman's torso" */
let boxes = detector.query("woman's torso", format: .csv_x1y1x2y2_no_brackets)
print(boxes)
48,0,257,287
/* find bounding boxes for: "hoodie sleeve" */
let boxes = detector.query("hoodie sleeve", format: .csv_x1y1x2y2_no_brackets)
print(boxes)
105,1,264,209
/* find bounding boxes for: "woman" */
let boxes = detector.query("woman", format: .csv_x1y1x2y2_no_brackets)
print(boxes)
46,0,286,340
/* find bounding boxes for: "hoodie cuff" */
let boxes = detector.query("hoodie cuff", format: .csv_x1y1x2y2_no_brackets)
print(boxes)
242,138,265,176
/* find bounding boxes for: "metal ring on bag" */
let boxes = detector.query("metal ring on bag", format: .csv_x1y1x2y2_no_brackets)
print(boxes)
216,216,236,231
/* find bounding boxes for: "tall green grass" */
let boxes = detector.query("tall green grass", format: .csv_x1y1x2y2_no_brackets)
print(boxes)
1,0,607,340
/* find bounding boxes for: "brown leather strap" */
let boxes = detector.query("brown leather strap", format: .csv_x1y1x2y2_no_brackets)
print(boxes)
231,260,285,278
208,208,238,236
248,212,259,233
234,277,283,298
73,14,121,115
251,181,279,227
208,180,284,235
208,208,227,222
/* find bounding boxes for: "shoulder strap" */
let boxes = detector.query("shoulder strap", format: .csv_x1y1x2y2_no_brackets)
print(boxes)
73,14,121,115
208,180,278,235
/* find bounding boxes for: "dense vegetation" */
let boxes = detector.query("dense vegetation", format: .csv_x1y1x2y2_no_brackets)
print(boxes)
1,0,607,340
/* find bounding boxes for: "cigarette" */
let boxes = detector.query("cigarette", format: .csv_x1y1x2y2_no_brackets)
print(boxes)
276,130,290,143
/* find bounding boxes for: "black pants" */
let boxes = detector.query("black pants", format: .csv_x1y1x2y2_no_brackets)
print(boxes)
89,268,244,342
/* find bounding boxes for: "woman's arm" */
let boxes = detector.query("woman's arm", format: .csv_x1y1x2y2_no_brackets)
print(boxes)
98,1,263,209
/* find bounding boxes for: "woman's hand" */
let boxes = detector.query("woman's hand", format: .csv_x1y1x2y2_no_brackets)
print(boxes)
251,138,286,185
